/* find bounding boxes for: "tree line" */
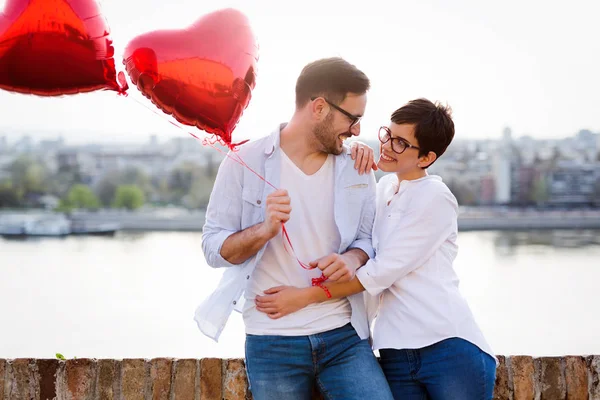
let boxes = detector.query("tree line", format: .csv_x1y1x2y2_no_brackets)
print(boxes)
0,155,218,211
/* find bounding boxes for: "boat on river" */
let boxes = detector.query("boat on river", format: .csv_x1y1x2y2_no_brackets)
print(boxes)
0,213,119,238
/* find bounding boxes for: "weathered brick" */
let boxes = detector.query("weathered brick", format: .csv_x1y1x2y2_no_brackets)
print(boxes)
565,356,588,400
150,358,173,400
97,359,119,400
0,359,5,400
65,358,96,400
223,359,249,400
200,358,222,400
7,358,38,400
121,359,147,400
173,359,197,399
36,359,59,400
15,355,600,400
540,357,565,399
493,355,510,400
512,356,535,400
588,356,600,400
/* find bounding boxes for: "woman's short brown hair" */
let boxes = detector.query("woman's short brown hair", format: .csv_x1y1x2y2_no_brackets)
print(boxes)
391,99,455,168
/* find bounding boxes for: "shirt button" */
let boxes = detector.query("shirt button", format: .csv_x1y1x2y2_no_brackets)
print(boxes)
233,301,237,305
257,200,261,205
246,275,250,279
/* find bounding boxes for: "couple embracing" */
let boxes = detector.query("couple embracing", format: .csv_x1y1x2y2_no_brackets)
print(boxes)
195,57,496,400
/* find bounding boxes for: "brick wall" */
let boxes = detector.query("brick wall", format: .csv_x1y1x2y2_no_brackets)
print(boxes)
1,356,599,399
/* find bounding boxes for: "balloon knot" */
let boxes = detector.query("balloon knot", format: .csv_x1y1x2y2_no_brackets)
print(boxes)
117,71,129,95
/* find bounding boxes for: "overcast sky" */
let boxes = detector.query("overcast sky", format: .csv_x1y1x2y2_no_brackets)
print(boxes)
0,0,598,144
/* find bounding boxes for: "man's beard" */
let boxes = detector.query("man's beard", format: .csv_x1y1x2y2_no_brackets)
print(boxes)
313,114,347,155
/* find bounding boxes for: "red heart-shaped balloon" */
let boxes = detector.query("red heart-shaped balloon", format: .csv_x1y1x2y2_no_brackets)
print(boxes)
0,0,125,96
123,8,259,147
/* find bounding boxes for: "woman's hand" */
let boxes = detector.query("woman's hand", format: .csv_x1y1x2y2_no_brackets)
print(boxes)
255,286,315,319
350,141,378,175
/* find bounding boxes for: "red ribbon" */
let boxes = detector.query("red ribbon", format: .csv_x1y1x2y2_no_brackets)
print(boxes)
203,143,330,290
126,95,327,287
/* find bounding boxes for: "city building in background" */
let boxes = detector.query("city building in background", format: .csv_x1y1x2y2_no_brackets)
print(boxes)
0,126,599,211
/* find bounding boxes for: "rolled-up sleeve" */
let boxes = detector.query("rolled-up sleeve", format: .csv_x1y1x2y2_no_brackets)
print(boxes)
356,192,457,296
348,171,377,260
202,151,245,269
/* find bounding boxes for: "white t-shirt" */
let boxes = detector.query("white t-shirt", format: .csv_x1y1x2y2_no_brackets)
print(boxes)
356,174,496,362
243,149,351,335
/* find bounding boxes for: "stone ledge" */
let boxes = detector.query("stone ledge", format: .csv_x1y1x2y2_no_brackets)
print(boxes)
0,356,598,399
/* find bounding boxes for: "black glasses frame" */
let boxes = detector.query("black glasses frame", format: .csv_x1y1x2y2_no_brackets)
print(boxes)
311,97,362,129
378,126,421,154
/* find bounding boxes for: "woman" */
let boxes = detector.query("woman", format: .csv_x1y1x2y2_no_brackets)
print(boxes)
255,98,497,399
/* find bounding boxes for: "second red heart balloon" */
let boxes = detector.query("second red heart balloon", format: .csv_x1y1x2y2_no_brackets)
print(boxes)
123,8,259,147
0,0,126,96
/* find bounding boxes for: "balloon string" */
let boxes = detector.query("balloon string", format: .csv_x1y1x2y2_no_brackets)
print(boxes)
122,94,324,280
200,140,323,278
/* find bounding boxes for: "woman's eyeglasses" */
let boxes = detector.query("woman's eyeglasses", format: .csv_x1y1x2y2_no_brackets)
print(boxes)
378,126,420,155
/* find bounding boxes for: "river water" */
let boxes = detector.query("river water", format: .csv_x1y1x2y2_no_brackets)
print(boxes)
1,230,599,359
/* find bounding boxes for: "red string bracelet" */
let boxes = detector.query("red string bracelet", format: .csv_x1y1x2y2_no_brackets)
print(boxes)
311,275,332,299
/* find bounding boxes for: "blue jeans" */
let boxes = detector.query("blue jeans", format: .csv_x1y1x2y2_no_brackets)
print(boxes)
245,323,394,400
379,337,496,400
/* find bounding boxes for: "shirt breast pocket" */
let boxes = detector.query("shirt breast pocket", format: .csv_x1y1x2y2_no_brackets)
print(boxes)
343,185,367,232
386,208,409,220
241,189,264,228
345,183,368,199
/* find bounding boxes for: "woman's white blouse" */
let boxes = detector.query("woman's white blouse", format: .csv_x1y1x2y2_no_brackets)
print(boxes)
356,174,495,361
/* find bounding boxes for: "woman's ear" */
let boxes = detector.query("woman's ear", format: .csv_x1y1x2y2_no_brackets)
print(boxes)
419,151,437,168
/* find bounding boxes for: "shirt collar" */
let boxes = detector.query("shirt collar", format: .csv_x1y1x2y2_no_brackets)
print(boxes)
392,174,442,191
264,123,287,155
397,174,441,184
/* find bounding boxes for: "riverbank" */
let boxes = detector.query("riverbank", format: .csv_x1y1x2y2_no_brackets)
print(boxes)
458,208,600,231
67,208,600,232
1,356,599,399
3,208,600,232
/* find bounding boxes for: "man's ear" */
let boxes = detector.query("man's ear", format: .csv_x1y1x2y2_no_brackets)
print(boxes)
311,97,328,121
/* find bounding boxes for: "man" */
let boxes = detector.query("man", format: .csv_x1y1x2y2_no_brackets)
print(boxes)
195,57,393,400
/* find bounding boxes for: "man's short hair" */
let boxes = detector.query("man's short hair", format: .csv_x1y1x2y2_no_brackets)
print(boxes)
295,57,370,108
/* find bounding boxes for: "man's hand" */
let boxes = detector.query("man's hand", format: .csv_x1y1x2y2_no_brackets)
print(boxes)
260,189,291,239
350,141,378,175
255,286,314,319
309,253,355,283
219,190,290,264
